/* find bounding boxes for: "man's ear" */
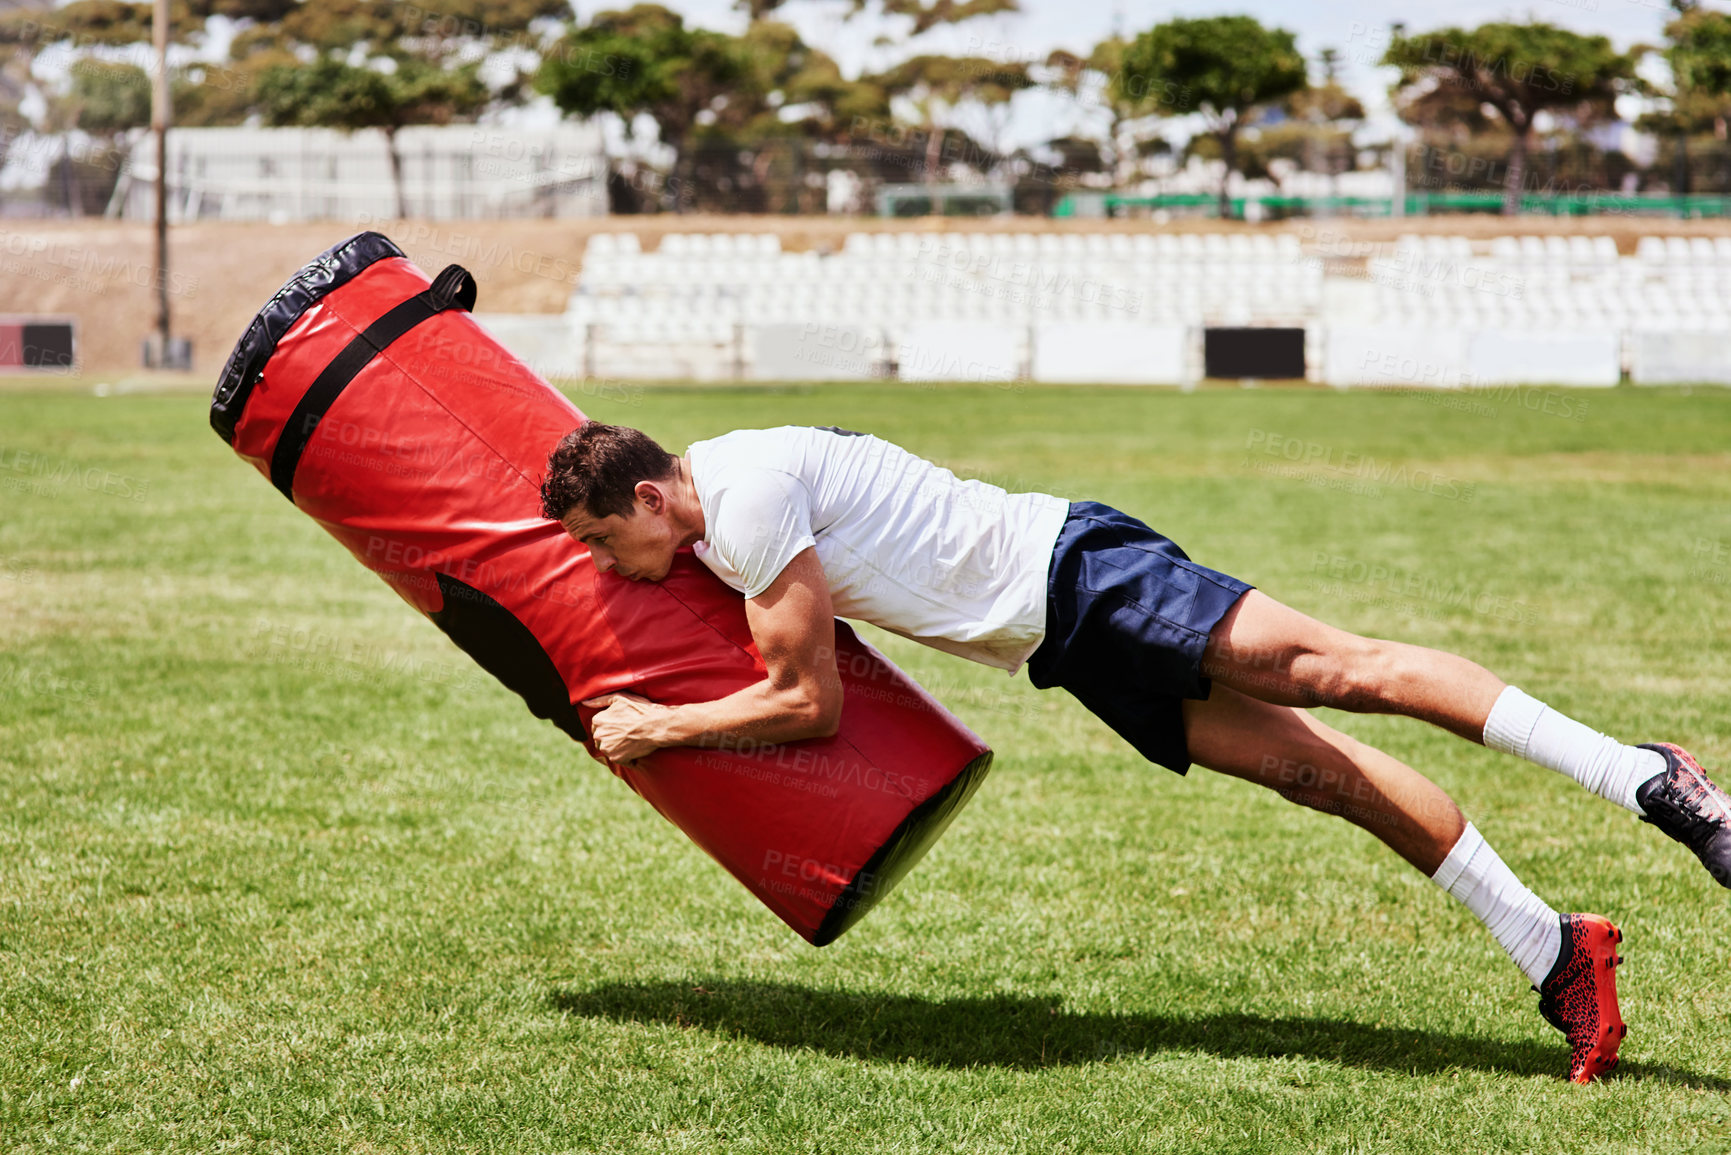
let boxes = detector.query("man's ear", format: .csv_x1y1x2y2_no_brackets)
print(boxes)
634,479,664,513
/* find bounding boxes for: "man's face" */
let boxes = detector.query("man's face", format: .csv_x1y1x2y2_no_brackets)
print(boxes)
559,496,680,582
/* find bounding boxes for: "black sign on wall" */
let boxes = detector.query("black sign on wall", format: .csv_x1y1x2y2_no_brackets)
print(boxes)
22,323,76,370
1204,327,1305,379
0,320,76,370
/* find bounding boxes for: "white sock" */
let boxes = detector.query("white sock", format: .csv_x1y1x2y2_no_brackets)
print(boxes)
1431,822,1562,987
1482,686,1664,815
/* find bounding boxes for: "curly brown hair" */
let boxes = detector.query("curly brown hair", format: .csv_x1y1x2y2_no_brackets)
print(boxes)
539,422,677,521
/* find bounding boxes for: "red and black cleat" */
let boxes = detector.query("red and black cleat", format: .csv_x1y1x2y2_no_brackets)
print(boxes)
1636,743,1731,888
1535,913,1626,1084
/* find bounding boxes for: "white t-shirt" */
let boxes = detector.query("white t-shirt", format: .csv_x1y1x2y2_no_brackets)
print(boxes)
686,426,1070,673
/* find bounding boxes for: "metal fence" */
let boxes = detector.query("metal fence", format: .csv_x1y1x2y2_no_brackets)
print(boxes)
114,124,608,223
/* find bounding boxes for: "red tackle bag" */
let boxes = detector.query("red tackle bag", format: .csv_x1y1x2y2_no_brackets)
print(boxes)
211,232,993,945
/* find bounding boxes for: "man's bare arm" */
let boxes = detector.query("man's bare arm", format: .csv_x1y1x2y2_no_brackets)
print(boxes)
585,547,842,763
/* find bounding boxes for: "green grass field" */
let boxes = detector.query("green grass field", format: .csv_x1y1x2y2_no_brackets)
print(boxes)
2,381,1729,1153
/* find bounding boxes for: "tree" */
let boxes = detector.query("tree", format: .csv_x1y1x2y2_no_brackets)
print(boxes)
538,1,1042,211
1629,7,1731,194
0,4,181,212
0,1,163,49
66,57,151,134
536,5,751,211
1656,7,1731,135
0,40,32,174
256,56,488,217
1029,41,1155,188
0,0,177,175
1384,23,1639,214
179,0,560,211
0,0,300,133
26,57,152,213
741,20,887,134
237,0,567,115
737,0,1018,34
1191,68,1366,191
866,53,1032,178
1283,62,1364,182
1061,36,1191,188
701,21,891,212
170,39,301,128
0,0,558,214
1117,15,1307,219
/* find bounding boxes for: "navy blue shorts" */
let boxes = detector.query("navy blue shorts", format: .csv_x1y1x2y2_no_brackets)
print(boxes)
1026,501,1254,775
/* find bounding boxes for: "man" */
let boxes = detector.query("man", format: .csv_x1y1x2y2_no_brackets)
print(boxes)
540,421,1730,1084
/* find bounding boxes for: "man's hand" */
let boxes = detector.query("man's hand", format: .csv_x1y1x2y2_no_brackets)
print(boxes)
583,691,674,766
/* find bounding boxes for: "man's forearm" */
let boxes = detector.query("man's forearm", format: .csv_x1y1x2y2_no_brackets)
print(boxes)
653,678,839,749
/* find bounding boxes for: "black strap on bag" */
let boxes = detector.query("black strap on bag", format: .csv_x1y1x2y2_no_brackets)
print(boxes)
270,263,478,500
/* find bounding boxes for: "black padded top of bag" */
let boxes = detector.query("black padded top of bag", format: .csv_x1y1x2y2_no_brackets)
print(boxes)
210,231,406,445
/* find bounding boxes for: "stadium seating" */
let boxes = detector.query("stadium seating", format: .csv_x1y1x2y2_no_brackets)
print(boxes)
550,230,1731,386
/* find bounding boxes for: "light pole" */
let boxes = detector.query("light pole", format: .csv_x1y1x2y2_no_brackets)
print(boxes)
150,0,171,365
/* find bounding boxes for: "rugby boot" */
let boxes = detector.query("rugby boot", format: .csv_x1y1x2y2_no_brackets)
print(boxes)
1635,743,1731,888
1535,913,1626,1084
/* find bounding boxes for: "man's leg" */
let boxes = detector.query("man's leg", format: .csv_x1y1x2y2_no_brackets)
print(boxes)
1180,679,1462,873
1180,684,1627,1081
1198,589,1666,816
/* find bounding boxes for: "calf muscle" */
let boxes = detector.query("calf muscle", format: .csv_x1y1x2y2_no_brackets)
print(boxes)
1182,685,1466,875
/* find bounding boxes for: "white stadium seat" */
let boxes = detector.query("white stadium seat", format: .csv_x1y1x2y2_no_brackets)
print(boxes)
520,228,1731,385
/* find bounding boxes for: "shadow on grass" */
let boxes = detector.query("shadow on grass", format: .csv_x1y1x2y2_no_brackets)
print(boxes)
551,979,1728,1089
